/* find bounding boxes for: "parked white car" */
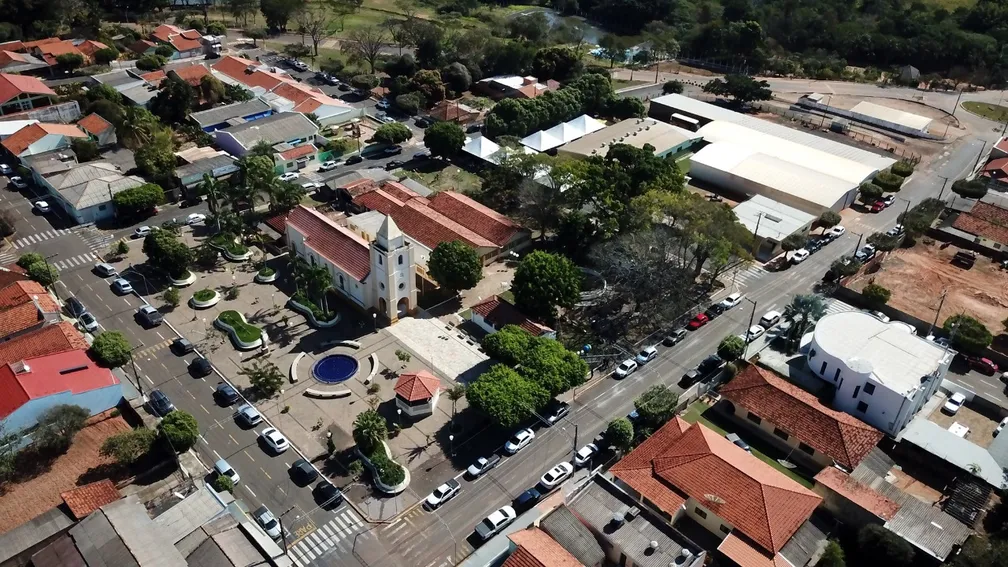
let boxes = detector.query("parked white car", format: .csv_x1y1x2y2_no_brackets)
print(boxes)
760,311,782,328
942,392,966,415
827,226,846,238
214,458,240,484
186,213,206,225
278,172,300,182
260,427,290,454
574,443,598,467
504,428,535,454
996,418,1008,437
635,346,658,365
253,506,282,539
425,479,461,509
318,160,339,172
132,226,151,239
614,359,638,379
475,506,516,541
789,249,810,264
742,325,765,343
33,200,50,213
79,312,99,332
720,292,743,309
538,462,574,490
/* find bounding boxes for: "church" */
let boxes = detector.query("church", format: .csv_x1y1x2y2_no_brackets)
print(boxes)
284,204,417,323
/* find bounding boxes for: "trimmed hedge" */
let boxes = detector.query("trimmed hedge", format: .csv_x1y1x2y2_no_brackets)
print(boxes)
891,161,914,177
217,310,262,343
874,171,904,192
292,291,338,322
364,445,406,486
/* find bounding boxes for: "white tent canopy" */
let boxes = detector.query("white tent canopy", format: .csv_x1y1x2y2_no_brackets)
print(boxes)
521,114,606,152
462,135,500,159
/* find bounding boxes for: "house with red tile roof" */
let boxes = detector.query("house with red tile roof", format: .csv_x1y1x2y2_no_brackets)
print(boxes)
77,112,116,147
0,73,57,116
610,419,824,567
1,121,86,157
394,370,441,417
0,321,88,366
346,178,529,266
285,204,418,322
0,348,121,433
61,479,121,520
0,280,62,341
503,527,584,567
146,24,206,59
0,49,48,74
476,75,560,100
719,365,884,471
813,466,900,526
471,295,555,338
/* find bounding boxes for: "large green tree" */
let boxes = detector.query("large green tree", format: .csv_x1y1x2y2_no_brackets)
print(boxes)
150,75,196,125
423,121,465,159
35,404,90,451
466,364,549,428
482,325,534,365
702,74,772,106
634,385,679,430
512,251,581,324
113,183,163,218
101,428,158,465
944,314,993,354
373,122,412,145
717,334,746,361
158,411,199,452
428,240,482,294
90,331,132,367
856,525,914,567
142,228,193,278
606,417,634,453
239,360,284,398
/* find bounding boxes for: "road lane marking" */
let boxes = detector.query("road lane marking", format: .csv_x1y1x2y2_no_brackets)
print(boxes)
156,330,165,340
260,467,271,479
278,486,286,496
246,486,257,498
188,391,196,399
200,404,210,414
144,375,154,385
383,519,403,532
199,434,208,444
213,449,221,460
244,449,255,462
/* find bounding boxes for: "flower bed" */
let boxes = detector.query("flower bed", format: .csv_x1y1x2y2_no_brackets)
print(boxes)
209,233,251,260
170,270,196,287
289,292,340,328
214,310,263,349
356,440,409,494
255,267,277,283
190,288,220,308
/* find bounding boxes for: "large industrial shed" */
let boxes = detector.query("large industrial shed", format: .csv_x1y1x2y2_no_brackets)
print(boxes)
650,94,897,214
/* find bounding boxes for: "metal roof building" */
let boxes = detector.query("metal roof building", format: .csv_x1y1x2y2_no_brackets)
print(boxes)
897,419,1007,489
558,117,700,159
849,101,932,133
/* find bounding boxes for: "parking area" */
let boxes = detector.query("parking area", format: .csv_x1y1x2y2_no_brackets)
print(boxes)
927,400,1001,448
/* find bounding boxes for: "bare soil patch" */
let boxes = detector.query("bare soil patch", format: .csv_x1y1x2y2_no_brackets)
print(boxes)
847,240,1008,333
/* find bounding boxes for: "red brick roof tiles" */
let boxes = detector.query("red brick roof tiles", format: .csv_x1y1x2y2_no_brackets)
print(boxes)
0,281,63,338
505,528,583,567
0,73,55,105
77,113,113,136
719,365,884,469
140,69,167,85
286,205,371,281
1,122,86,156
502,547,543,567
0,321,88,366
814,467,901,520
355,188,496,250
428,191,523,247
952,201,1008,245
718,533,794,567
76,40,108,58
171,64,211,86
61,479,120,520
211,55,260,82
611,421,821,555
394,371,441,402
151,24,184,43
169,34,203,53
471,295,553,336
278,144,317,161
0,51,27,66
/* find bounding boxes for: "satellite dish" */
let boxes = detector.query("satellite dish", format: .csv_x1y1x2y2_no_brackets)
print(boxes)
777,459,798,469
704,493,726,505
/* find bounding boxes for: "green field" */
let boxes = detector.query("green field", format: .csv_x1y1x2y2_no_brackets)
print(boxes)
611,79,648,91
962,101,1008,122
400,163,484,195
680,401,815,488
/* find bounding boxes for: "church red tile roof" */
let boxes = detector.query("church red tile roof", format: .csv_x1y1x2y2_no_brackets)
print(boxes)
285,205,370,281
428,192,523,247
470,296,553,336
394,371,441,402
355,188,496,250
719,365,884,470
610,420,821,555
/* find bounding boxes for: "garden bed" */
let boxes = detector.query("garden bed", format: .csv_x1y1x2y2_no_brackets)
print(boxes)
289,293,340,328
356,440,409,494
214,310,263,350
255,267,277,283
209,233,251,260
170,270,196,287
190,289,220,309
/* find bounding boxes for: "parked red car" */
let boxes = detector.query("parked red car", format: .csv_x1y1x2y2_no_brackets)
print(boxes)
687,313,710,330
968,356,999,376
871,200,886,213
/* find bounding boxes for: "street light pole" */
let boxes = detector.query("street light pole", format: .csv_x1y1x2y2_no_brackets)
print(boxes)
44,253,59,298
743,298,757,360
937,176,950,201
129,341,146,397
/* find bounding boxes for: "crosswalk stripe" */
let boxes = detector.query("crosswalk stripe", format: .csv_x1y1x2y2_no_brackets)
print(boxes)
334,516,349,534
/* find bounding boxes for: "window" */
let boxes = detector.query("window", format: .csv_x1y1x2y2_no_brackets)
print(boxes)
339,275,344,289
864,383,876,395
820,361,828,375
809,349,817,358
798,442,815,455
852,385,861,398
856,401,869,413
834,368,841,382
379,282,384,290
378,256,383,265
746,413,761,425
398,255,403,265
694,507,707,519
773,427,789,440
398,282,404,290
719,525,731,535
99,204,107,211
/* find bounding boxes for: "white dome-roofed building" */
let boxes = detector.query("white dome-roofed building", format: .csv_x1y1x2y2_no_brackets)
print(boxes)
807,311,954,436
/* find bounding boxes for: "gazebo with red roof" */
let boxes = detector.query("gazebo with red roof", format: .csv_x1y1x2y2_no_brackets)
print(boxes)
394,370,441,418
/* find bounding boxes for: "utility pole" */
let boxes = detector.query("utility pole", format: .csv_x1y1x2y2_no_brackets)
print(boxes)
743,298,757,360
853,232,864,256
129,342,145,398
972,140,988,174
278,506,296,556
950,89,964,116
937,176,950,201
926,289,948,338
43,253,59,299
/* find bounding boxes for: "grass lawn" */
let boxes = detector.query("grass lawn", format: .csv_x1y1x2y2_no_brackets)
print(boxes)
680,401,814,488
217,311,262,343
193,289,216,302
962,101,1008,122
400,163,484,195
612,79,648,90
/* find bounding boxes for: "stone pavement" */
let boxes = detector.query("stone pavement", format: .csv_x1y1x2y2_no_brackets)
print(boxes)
386,315,491,385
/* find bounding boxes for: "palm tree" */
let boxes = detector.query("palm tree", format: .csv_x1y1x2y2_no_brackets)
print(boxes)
782,294,828,353
117,106,158,150
446,384,466,429
200,173,223,215
352,409,387,452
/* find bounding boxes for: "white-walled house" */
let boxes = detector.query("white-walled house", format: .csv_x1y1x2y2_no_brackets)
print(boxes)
285,205,417,322
807,311,954,436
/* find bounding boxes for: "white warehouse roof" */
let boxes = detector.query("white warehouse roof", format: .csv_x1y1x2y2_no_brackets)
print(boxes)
652,93,897,171
850,101,932,133
732,195,816,241
812,311,953,398
697,121,879,186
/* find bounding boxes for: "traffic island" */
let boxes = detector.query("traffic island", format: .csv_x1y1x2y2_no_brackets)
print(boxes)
214,310,263,350
190,288,220,309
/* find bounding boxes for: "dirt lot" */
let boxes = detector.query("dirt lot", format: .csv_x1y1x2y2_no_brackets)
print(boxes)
927,402,999,448
847,240,1008,333
0,413,129,534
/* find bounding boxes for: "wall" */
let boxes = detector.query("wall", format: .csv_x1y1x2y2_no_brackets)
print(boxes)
78,202,115,225
24,135,71,158
2,384,122,433
794,99,936,139
3,100,81,124
683,498,731,542
812,481,887,527
212,131,246,157
726,404,831,470
286,227,368,309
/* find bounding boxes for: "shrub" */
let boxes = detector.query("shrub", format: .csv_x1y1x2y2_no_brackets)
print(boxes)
162,287,180,307
16,252,44,269
154,45,175,58
891,161,914,177
717,334,746,361
862,282,891,306
944,313,993,354
662,80,684,94
193,288,216,302
136,54,167,71
115,240,130,256
258,266,275,277
367,448,406,486
93,46,120,65
206,21,227,35
874,171,904,192
606,417,634,452
212,474,234,493
90,331,131,367
225,286,240,300
217,310,261,343
292,291,338,322
859,182,884,203
100,428,157,465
